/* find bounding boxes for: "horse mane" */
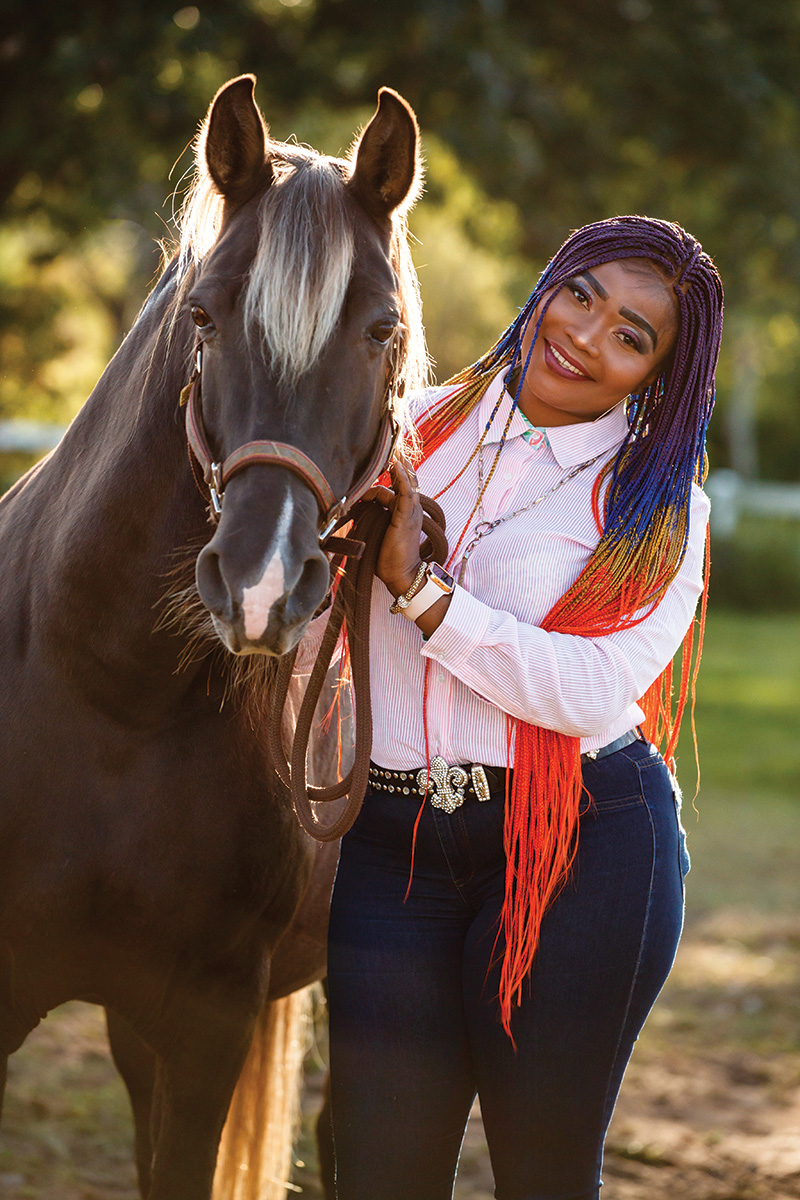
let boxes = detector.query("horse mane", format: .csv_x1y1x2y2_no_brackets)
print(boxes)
174,136,429,450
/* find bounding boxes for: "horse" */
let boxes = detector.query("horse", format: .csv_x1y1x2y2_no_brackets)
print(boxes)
0,74,427,1200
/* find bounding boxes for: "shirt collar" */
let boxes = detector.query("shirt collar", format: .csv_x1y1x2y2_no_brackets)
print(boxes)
477,368,631,468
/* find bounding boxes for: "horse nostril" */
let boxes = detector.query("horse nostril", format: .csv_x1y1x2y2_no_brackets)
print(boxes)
284,552,331,625
196,546,234,622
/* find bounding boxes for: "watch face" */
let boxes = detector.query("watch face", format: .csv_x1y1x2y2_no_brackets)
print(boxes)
428,562,455,592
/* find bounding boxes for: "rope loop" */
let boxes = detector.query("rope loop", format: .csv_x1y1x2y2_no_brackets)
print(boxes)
268,494,447,841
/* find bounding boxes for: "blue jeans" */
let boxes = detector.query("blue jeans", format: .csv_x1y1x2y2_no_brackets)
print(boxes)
327,739,689,1200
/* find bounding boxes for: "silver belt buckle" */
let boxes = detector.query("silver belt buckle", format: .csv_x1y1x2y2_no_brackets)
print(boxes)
469,764,491,802
417,756,468,814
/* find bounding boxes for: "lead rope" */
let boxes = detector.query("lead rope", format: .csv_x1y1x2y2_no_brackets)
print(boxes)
267,494,448,842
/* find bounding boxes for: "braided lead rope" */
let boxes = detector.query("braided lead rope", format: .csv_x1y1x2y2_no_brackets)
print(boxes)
268,496,448,842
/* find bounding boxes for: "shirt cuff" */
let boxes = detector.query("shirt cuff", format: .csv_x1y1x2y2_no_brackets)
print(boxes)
420,584,493,668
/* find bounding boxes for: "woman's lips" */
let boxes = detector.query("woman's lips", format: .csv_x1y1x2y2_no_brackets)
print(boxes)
544,339,592,380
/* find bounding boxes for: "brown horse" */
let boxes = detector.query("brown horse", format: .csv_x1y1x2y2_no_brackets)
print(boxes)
0,75,426,1199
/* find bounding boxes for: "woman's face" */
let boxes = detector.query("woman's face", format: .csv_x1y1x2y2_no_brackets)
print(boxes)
516,259,678,426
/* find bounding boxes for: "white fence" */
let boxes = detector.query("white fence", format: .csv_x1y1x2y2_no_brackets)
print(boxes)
0,420,65,454
706,470,800,537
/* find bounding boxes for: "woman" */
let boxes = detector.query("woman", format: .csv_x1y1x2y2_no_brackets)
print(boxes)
322,215,723,1200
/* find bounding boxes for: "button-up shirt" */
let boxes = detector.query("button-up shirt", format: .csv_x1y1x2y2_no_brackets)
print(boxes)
300,369,709,767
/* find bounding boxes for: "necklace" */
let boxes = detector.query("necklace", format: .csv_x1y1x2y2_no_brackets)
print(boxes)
456,445,598,584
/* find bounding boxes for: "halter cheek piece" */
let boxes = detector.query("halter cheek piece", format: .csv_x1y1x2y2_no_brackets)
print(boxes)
180,342,401,545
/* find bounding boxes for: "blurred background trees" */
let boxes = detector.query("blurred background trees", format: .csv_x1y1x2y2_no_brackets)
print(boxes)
3,0,800,602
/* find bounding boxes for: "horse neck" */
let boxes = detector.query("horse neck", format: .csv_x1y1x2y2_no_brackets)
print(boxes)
25,262,231,723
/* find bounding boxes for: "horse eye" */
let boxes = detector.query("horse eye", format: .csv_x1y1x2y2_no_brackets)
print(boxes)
369,321,397,346
191,305,213,330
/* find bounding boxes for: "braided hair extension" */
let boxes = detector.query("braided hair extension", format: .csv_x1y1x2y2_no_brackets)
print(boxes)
415,217,723,1038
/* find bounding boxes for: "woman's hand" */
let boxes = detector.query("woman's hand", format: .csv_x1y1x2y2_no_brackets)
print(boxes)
365,458,454,636
364,459,424,598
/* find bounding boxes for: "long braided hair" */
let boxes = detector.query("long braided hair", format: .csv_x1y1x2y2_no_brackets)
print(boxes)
417,216,724,1037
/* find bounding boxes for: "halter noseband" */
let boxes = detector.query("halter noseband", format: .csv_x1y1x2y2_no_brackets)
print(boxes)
181,342,401,543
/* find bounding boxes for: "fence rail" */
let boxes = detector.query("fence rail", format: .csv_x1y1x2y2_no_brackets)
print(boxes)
0,420,65,454
706,470,800,536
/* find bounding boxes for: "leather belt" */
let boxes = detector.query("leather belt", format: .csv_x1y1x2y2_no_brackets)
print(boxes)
368,729,643,815
368,758,503,813
580,728,643,762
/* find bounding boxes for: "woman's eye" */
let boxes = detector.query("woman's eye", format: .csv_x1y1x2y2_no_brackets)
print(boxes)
568,284,589,307
191,305,213,330
369,321,397,346
619,330,641,351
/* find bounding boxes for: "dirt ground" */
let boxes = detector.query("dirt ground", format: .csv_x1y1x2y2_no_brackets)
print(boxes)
2,905,798,1200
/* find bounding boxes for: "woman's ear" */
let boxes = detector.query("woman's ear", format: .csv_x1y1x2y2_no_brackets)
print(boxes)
638,347,674,391
638,366,662,390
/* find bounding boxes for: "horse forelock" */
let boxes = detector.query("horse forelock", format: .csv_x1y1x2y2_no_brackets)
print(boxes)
176,137,428,450
244,147,355,386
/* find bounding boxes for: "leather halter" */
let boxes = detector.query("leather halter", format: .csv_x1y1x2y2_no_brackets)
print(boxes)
181,343,401,542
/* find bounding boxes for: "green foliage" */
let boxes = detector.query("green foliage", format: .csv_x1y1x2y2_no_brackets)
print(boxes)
5,2,800,292
0,108,533,426
410,135,530,381
0,218,160,422
709,517,800,612
4,1,800,490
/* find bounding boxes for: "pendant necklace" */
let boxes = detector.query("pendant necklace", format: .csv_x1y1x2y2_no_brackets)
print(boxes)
456,445,599,585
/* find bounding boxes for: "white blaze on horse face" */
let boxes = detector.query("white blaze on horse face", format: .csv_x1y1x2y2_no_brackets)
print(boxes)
241,490,294,640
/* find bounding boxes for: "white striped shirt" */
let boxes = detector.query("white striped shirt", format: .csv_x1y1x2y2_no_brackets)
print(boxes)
300,368,709,768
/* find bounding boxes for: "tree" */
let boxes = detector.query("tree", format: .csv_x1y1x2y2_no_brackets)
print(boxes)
4,0,800,473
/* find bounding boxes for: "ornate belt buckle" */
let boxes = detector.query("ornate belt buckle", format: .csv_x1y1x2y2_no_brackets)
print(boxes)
417,756,468,814
470,764,491,802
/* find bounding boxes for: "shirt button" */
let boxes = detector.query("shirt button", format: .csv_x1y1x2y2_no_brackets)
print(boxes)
437,673,445,683
502,472,512,481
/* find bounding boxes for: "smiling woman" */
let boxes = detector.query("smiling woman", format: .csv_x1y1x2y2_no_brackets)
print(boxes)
307,215,725,1200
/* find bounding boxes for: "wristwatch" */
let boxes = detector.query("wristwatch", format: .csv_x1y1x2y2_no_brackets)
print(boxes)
399,563,455,621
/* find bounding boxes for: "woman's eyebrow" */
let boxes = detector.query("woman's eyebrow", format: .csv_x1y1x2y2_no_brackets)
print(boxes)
578,271,608,299
619,307,657,350
577,272,658,349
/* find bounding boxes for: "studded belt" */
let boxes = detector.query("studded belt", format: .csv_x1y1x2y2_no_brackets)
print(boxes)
368,758,504,813
368,730,643,815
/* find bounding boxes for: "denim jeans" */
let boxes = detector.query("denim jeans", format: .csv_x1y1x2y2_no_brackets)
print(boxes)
327,738,688,1200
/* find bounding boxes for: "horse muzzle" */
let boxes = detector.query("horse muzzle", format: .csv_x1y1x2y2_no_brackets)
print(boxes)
195,506,331,657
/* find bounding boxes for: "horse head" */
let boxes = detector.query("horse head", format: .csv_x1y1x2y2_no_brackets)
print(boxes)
179,75,426,656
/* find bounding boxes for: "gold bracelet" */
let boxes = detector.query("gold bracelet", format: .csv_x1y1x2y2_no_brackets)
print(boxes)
388,561,427,614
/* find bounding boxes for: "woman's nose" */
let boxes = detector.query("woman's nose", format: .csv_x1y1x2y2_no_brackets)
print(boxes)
567,317,602,355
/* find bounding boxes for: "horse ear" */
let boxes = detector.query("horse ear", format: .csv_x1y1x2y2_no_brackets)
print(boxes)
200,74,273,204
348,88,423,219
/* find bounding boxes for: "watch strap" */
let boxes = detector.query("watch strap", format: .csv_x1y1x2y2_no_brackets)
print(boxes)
401,566,455,621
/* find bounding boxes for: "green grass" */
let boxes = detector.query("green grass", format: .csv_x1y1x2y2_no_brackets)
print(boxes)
676,610,800,800
672,610,800,914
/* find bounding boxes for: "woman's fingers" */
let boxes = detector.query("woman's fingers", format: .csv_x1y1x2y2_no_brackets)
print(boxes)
362,484,395,507
373,460,425,595
393,448,419,484
389,459,420,504
363,461,419,509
